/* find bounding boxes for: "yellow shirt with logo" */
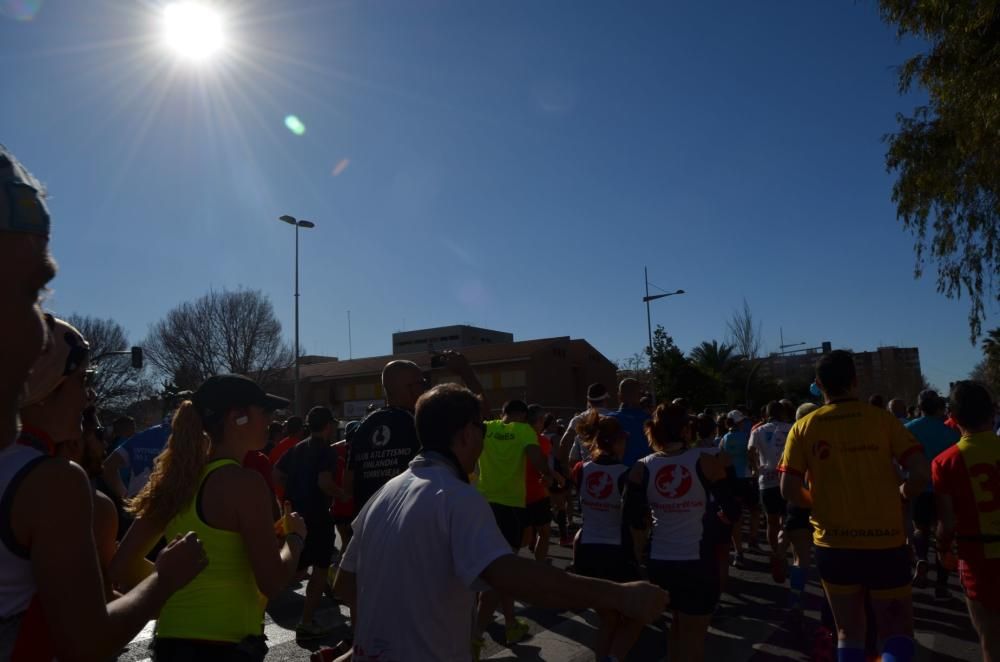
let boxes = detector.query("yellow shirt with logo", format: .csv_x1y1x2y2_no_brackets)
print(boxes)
779,400,922,550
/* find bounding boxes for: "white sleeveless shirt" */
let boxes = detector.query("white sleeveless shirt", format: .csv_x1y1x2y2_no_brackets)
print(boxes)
0,443,45,618
578,459,628,545
638,449,708,561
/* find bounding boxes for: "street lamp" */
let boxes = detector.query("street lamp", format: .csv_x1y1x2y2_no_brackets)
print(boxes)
279,214,316,415
643,266,685,358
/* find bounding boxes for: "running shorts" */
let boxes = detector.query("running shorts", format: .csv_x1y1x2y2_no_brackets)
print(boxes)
297,519,335,570
784,506,813,534
647,558,720,616
735,478,759,508
912,492,936,529
524,497,552,528
760,487,787,517
960,558,1000,610
490,503,525,550
814,546,911,597
573,542,640,584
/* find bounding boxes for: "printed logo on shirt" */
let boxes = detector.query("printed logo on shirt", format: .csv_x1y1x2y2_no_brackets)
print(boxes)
586,470,614,499
372,425,391,448
813,440,831,460
654,464,692,499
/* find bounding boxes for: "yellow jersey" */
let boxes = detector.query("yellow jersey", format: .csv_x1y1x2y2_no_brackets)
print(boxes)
779,400,922,550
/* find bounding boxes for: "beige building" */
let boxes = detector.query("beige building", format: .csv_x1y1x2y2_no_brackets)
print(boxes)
295,335,618,420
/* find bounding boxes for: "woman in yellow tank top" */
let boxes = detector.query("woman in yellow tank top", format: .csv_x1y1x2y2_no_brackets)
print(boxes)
109,374,310,661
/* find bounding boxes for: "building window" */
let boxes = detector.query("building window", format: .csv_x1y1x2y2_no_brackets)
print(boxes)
500,370,526,388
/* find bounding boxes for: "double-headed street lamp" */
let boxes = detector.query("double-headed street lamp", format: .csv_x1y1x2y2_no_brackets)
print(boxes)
643,266,685,358
279,214,316,416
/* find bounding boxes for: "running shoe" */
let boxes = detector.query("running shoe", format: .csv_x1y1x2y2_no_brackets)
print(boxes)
505,618,531,645
296,620,334,640
731,553,746,569
770,555,788,584
912,559,928,588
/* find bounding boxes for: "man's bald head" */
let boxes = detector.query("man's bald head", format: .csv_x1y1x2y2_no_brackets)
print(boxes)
619,378,642,408
382,360,426,410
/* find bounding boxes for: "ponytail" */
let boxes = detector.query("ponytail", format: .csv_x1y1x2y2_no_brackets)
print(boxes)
644,403,689,451
127,401,212,524
575,409,623,460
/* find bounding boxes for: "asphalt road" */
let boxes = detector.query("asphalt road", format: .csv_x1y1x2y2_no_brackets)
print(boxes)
116,526,982,661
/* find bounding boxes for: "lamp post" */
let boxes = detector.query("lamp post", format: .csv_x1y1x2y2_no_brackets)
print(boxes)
279,214,315,415
643,266,685,358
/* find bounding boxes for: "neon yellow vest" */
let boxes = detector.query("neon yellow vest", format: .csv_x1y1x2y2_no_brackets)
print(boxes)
155,459,267,642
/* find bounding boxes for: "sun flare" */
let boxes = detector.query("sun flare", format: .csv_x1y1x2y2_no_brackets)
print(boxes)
162,2,225,62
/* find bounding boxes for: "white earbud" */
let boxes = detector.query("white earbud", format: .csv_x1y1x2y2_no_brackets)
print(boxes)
236,416,249,426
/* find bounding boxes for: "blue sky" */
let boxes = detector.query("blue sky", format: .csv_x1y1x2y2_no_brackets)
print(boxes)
1,0,989,392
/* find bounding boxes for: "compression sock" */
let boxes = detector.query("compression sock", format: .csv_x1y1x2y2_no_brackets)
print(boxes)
556,510,567,539
836,641,865,662
788,565,806,609
880,636,915,662
912,530,929,561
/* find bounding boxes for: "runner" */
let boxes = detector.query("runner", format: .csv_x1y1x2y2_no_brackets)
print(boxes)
523,404,553,563
905,389,960,598
720,408,760,566
784,402,819,626
274,405,342,639
624,402,738,662
747,400,793,583
475,399,564,648
779,350,929,662
558,382,612,470
694,414,740,596
17,316,118,600
545,415,573,547
109,374,308,660
332,383,668,662
571,410,643,660
344,350,485,513
331,420,360,557
0,145,206,661
102,403,176,501
931,381,1000,661
268,416,303,500
608,378,652,466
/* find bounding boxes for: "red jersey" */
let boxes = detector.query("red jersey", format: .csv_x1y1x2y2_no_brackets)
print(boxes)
330,441,355,519
268,435,300,499
932,431,1000,606
525,432,550,504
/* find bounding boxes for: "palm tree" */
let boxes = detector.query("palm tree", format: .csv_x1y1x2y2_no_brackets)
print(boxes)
689,341,739,377
980,328,1000,389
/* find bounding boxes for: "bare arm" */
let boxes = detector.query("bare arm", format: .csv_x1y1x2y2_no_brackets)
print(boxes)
237,475,306,598
101,451,128,501
557,425,576,470
109,515,161,591
27,461,202,660
525,445,563,487
480,554,667,623
92,490,120,601
442,350,490,417
780,472,812,509
900,451,930,500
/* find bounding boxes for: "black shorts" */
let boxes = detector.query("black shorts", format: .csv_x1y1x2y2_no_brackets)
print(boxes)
814,546,912,594
760,487,787,516
912,492,936,529
298,520,335,570
573,542,640,584
784,506,813,533
490,503,525,550
735,478,759,508
647,558,720,616
525,497,552,528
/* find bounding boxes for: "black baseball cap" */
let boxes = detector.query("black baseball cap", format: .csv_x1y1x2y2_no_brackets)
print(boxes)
192,374,290,421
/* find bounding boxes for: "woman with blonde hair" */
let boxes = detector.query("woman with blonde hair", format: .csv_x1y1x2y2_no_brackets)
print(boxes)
111,374,308,661
570,409,642,660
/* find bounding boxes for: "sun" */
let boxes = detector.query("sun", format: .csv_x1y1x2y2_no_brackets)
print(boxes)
162,2,226,61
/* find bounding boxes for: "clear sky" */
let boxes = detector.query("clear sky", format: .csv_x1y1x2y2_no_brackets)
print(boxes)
2,0,990,392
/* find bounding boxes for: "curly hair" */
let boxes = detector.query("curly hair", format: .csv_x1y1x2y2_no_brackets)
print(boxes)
127,401,212,525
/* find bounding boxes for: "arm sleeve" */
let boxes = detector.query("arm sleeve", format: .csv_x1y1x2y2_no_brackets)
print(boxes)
450,492,515,590
778,423,807,477
622,464,650,530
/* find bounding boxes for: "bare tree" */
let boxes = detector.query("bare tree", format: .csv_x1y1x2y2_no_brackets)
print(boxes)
725,298,763,360
66,314,146,411
144,289,293,390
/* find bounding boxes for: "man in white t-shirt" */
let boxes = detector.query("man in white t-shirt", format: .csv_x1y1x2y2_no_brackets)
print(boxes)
334,384,668,662
748,400,793,582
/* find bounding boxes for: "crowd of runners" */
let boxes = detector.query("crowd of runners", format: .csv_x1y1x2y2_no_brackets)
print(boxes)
2,142,1000,662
